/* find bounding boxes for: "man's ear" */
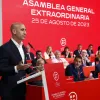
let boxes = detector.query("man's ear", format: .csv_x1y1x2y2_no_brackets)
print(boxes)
12,29,16,35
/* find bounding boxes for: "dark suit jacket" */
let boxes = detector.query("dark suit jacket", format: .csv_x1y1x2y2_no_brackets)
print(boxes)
65,63,85,81
61,51,71,58
26,52,34,60
26,52,35,66
0,40,33,97
74,50,82,57
86,49,94,57
93,63,100,78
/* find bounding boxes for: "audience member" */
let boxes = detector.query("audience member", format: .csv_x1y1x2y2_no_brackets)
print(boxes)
65,56,85,81
44,46,55,59
61,46,72,58
33,50,46,66
26,44,34,66
81,50,92,66
74,44,82,57
96,46,100,56
52,50,69,69
86,44,94,57
28,59,44,86
94,62,100,78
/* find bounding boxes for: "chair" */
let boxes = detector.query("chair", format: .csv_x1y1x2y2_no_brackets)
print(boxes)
61,55,65,58
46,59,52,64
89,55,95,62
65,58,74,63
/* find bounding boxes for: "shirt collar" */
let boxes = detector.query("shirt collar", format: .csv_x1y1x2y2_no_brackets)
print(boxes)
11,38,23,48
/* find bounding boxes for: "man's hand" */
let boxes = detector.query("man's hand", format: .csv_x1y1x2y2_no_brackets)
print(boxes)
36,66,44,71
16,61,32,71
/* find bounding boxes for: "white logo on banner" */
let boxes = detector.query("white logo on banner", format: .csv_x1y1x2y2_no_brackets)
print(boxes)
60,38,66,46
53,72,59,81
69,92,78,100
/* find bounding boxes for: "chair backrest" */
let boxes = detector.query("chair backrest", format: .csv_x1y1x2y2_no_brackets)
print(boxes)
46,59,52,64
89,54,95,62
61,55,65,58
65,58,74,64
83,66,95,77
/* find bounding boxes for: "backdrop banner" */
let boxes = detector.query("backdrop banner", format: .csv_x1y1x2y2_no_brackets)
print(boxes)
2,0,99,52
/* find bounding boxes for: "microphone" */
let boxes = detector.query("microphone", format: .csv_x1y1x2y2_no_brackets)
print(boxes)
28,42,36,51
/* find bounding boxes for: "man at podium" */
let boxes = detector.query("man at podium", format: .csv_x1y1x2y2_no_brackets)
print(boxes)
0,22,33,100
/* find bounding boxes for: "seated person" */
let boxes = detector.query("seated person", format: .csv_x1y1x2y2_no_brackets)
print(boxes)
74,44,82,57
92,57,100,66
52,50,69,68
28,59,44,86
26,44,35,66
65,56,85,82
61,46,73,58
81,50,92,66
94,63,100,78
93,57,100,78
96,49,100,60
33,50,46,66
96,46,100,56
92,51,100,66
86,44,94,57
44,46,55,59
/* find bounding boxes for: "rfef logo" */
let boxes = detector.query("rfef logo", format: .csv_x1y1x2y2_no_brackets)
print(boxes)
53,72,59,81
69,92,78,100
60,38,66,46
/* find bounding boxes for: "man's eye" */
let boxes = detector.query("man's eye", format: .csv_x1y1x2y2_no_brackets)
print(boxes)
21,28,26,31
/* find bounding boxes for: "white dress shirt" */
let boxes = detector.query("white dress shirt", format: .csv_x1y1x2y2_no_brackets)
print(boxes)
11,38,25,73
52,58,69,69
26,53,32,60
44,52,55,59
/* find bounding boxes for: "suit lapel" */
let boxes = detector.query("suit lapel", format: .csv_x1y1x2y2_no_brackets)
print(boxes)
9,40,28,64
9,40,22,62
22,45,28,64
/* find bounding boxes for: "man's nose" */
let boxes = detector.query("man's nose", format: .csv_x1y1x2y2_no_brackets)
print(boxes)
24,31,26,35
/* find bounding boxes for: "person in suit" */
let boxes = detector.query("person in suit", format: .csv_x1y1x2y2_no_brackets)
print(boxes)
61,46,72,58
93,58,100,78
86,44,94,57
94,63,100,78
65,56,85,81
25,44,35,66
74,44,82,57
96,46,100,56
0,22,33,100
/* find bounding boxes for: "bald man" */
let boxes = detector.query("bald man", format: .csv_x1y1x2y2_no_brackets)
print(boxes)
0,22,33,100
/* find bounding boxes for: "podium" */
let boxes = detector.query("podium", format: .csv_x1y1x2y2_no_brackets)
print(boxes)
17,71,42,84
17,63,100,100
17,71,45,100
17,63,67,100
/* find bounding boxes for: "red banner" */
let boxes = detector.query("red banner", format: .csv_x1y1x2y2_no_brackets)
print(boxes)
2,0,99,52
43,63,67,100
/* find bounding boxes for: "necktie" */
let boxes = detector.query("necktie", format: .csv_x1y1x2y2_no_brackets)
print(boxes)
27,53,31,60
